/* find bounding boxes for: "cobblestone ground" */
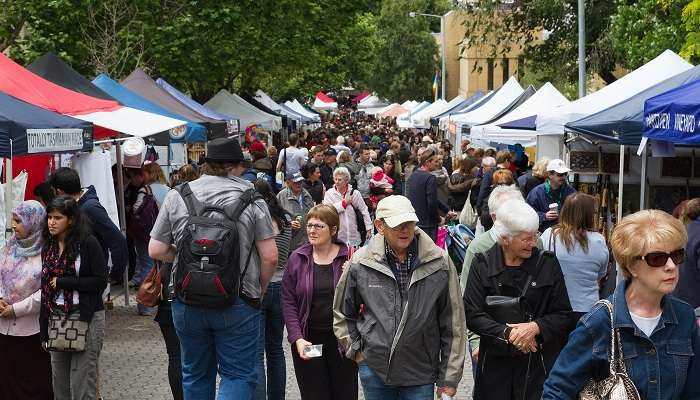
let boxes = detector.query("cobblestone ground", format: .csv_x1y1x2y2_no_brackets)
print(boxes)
100,294,474,399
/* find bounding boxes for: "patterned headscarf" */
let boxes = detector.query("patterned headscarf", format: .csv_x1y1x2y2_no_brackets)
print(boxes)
0,200,46,304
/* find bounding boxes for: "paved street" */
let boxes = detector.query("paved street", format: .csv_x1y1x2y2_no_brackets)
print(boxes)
101,293,474,399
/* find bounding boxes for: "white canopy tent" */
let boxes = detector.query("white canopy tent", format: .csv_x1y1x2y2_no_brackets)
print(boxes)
401,100,418,110
285,100,321,121
438,91,495,131
254,90,307,124
446,77,524,132
76,107,186,138
470,82,569,145
411,96,466,129
205,89,282,132
358,95,389,109
536,50,692,136
398,101,446,128
396,101,430,127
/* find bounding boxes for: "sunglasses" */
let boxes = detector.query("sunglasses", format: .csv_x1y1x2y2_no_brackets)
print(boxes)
636,249,685,267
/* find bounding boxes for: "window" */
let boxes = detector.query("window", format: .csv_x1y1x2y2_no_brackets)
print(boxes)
502,58,510,83
487,58,494,90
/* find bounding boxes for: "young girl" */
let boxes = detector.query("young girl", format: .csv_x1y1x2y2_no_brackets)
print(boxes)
40,196,107,400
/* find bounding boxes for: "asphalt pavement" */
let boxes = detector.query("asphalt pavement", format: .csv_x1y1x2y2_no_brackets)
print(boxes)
100,294,474,399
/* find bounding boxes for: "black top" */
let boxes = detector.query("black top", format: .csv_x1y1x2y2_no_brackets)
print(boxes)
308,263,334,331
304,179,325,204
406,169,449,227
40,235,107,341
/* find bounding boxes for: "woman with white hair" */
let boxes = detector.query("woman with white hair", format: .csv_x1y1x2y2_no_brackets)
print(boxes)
323,167,372,247
463,200,574,400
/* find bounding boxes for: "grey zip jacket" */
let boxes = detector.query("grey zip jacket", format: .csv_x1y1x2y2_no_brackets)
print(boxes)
333,229,466,388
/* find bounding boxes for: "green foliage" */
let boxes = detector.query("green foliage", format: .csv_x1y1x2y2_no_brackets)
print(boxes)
608,0,687,70
368,0,448,102
681,0,700,62
2,0,383,101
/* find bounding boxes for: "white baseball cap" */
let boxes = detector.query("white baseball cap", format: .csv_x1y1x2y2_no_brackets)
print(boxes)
376,196,419,228
422,135,434,143
547,159,571,174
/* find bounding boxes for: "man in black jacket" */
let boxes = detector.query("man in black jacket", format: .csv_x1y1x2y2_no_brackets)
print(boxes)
405,146,451,242
320,148,338,189
49,167,129,281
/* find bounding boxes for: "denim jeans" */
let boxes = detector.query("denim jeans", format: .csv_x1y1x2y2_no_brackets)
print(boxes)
254,281,286,400
133,239,155,314
359,362,434,400
172,299,260,400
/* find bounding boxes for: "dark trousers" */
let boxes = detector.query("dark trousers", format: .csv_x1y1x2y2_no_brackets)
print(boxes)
255,281,286,400
291,329,358,400
158,322,184,400
0,333,53,400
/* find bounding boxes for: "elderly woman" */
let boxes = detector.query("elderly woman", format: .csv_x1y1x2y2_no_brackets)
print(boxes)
543,210,700,399
323,167,372,247
0,200,52,399
464,200,573,400
282,205,357,399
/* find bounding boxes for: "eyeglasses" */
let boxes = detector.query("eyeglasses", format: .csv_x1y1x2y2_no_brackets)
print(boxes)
553,172,567,178
636,249,685,267
306,223,328,231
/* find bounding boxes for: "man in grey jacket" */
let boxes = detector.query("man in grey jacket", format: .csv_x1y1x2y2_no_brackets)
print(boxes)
276,172,315,250
334,195,466,400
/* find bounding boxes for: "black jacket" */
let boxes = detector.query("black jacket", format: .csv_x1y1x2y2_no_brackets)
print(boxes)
674,218,700,308
406,169,449,228
79,186,128,278
463,244,574,400
320,163,335,189
40,235,108,341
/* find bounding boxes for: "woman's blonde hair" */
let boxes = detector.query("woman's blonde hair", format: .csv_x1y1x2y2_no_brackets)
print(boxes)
610,209,687,280
532,157,550,179
306,204,340,240
142,162,167,185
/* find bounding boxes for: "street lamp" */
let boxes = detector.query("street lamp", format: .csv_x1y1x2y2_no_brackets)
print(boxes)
409,11,446,100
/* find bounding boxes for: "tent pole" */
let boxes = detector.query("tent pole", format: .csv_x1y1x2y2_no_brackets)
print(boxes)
5,140,13,240
617,145,625,223
639,145,647,210
114,140,129,306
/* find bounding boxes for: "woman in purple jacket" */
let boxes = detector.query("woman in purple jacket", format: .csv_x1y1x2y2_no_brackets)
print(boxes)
282,204,357,400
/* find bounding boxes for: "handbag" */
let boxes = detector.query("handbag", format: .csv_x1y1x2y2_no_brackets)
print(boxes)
46,305,89,352
459,190,477,229
350,189,367,244
485,252,544,324
136,261,162,307
579,300,641,400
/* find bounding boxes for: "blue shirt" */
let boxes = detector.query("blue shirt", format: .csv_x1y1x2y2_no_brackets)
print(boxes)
526,182,576,232
543,280,700,400
540,228,609,312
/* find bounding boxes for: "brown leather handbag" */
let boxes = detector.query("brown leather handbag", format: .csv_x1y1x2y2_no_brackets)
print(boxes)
136,262,162,307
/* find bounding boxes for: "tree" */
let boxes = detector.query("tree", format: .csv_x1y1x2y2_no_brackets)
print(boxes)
369,0,448,102
681,0,700,62
459,0,620,90
608,0,686,70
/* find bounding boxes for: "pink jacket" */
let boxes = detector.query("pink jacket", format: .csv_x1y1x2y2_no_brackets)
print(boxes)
323,185,372,246
0,290,41,336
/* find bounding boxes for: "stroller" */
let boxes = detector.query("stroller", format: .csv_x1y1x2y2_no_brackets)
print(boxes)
445,224,475,275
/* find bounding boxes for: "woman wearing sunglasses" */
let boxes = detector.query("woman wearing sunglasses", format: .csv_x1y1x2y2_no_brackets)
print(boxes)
543,209,700,399
282,204,357,399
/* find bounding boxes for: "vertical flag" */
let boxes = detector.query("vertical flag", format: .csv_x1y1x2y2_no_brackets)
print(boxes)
432,70,440,101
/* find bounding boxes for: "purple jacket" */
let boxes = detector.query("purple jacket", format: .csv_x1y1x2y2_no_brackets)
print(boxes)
282,242,350,345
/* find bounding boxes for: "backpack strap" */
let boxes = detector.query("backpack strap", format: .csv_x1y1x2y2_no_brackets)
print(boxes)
175,183,202,217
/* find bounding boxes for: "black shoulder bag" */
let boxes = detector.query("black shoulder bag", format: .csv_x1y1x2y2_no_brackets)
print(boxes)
484,251,544,324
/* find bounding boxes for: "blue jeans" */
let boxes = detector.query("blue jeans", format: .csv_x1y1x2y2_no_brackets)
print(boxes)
254,281,286,400
133,239,155,314
172,299,260,400
359,362,434,400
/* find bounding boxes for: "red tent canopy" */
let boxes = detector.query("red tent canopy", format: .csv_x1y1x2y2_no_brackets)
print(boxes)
315,91,336,104
0,53,120,114
352,91,370,104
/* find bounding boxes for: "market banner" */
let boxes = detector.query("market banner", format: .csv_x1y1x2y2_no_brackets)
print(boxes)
643,78,700,145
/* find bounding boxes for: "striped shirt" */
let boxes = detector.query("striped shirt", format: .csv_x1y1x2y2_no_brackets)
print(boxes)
272,219,293,283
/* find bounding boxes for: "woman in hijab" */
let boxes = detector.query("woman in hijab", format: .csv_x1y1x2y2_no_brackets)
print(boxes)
0,200,52,399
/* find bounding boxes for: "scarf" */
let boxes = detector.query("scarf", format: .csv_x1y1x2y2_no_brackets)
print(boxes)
41,239,79,315
544,180,565,208
0,200,45,304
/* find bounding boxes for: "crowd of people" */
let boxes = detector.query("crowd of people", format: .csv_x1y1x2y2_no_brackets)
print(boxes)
0,105,698,400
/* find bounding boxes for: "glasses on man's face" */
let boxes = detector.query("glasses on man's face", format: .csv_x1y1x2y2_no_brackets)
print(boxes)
636,249,685,267
514,232,540,244
554,173,567,178
306,223,328,231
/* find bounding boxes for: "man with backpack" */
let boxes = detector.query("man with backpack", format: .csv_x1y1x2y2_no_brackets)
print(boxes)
149,136,278,399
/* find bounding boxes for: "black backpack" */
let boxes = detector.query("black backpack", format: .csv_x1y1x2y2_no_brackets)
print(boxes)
173,183,262,308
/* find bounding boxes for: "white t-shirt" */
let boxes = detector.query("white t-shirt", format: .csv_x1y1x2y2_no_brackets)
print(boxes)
630,310,662,337
56,255,81,305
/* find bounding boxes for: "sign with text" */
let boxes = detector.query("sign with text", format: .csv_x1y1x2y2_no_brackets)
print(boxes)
26,129,86,154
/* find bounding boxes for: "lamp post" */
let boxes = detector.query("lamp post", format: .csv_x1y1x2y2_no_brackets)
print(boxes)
409,11,446,100
577,0,586,98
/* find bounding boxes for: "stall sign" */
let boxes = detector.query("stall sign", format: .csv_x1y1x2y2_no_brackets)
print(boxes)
226,119,239,133
26,129,85,154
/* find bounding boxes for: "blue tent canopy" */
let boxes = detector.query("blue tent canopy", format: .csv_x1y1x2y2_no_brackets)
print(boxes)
432,91,485,122
498,115,537,130
0,91,93,157
566,65,700,145
156,78,240,133
643,77,700,145
93,74,207,143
